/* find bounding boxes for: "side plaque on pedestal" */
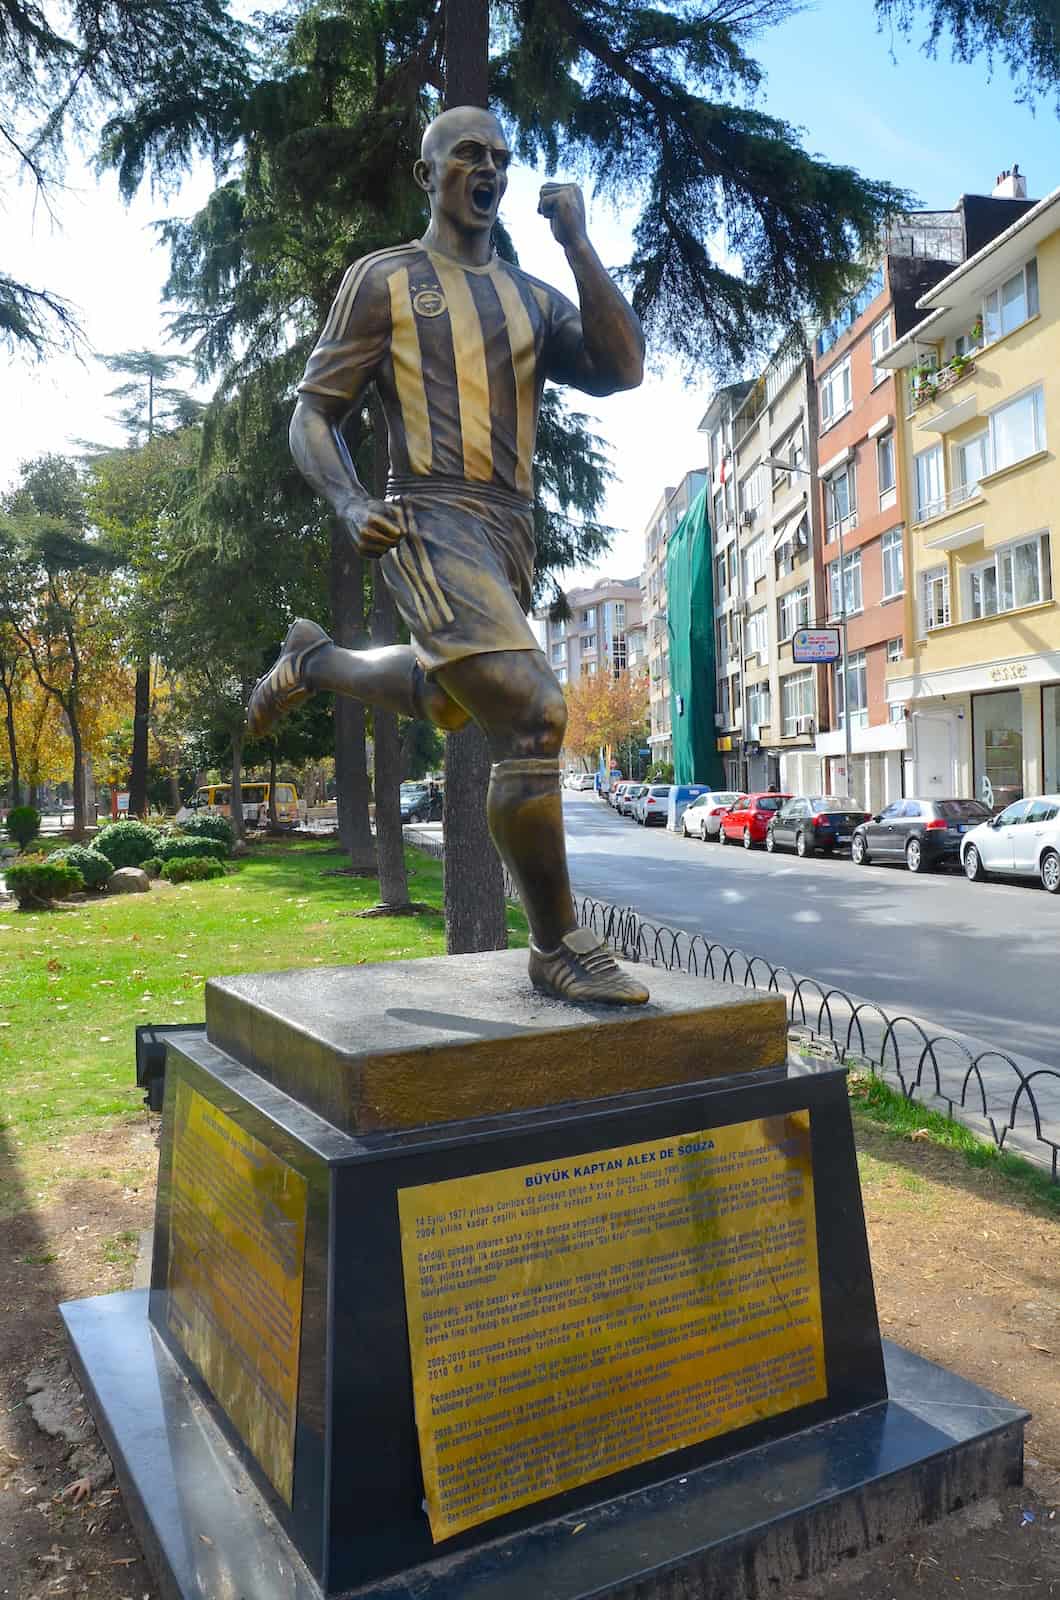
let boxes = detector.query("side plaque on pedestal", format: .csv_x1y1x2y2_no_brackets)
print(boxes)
399,1111,826,1540
167,1080,308,1504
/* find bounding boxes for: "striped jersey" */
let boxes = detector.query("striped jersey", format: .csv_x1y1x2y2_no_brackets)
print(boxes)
298,243,585,504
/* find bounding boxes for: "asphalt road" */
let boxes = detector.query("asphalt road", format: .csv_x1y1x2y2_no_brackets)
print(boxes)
562,791,1060,1068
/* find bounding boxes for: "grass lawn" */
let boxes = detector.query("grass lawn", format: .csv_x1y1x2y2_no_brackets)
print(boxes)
0,840,526,1181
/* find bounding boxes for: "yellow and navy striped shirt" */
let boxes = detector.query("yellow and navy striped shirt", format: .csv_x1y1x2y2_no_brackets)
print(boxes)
298,243,584,504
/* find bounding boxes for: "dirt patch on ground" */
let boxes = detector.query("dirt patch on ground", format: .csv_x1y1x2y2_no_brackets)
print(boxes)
0,1114,1057,1597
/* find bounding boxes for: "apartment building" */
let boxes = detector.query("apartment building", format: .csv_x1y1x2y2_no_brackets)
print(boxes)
699,347,827,795
881,176,1060,807
641,470,708,765
536,575,644,688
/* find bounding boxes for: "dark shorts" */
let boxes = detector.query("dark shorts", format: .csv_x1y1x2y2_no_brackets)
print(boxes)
380,482,540,676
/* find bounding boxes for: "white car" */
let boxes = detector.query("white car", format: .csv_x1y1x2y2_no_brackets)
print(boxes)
680,790,742,841
961,795,1060,893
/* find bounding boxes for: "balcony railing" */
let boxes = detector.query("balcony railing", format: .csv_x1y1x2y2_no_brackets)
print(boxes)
913,481,982,525
909,354,978,410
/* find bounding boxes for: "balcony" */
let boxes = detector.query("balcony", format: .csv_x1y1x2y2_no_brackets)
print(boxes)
912,481,984,528
909,353,977,411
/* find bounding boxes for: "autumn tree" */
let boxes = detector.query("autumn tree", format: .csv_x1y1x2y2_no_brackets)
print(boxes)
564,669,649,769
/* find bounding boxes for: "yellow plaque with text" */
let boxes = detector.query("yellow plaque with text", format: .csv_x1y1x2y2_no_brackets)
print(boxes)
167,1081,307,1505
399,1112,825,1541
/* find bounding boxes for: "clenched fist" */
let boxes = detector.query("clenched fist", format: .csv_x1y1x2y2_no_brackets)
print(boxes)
345,498,407,559
538,182,588,250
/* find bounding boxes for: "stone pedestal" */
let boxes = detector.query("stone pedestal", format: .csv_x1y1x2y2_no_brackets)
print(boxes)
62,952,1027,1600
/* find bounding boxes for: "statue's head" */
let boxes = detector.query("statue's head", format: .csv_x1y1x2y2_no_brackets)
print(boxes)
414,106,510,237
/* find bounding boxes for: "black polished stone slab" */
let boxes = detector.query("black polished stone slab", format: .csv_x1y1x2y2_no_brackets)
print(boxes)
135,1032,889,1593
62,1294,1027,1600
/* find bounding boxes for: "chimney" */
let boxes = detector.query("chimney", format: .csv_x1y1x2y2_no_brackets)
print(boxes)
992,164,1028,201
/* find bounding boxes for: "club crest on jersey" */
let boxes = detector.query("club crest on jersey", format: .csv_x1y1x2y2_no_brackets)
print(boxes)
412,288,447,318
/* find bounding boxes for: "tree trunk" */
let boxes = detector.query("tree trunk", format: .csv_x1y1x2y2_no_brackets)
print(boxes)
444,0,490,107
128,662,150,816
368,394,411,910
439,19,509,951
1,678,19,808
68,705,86,839
443,725,508,952
169,769,182,813
267,747,279,829
230,729,245,839
330,519,376,870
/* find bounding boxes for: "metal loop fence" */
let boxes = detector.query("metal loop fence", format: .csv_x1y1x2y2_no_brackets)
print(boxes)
406,833,1060,1180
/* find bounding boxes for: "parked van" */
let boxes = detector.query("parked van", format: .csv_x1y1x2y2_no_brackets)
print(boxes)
176,781,304,828
666,784,710,832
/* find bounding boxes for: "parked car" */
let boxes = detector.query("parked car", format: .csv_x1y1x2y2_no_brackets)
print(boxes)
666,784,710,832
400,781,443,823
720,793,791,848
961,795,1060,892
633,783,672,826
572,773,596,791
680,791,742,840
766,795,870,858
851,797,990,873
617,784,645,817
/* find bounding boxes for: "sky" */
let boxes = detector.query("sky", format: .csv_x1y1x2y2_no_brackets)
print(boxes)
6,0,1060,589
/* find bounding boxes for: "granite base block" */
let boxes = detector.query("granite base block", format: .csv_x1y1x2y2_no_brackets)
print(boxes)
62,1294,1027,1600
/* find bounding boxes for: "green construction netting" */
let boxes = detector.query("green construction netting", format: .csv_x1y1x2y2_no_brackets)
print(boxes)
666,487,723,787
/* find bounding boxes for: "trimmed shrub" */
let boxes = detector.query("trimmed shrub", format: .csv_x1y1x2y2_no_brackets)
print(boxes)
6,805,41,850
161,855,226,884
140,857,162,878
178,813,235,850
51,845,112,890
94,819,164,869
6,856,84,907
155,835,228,864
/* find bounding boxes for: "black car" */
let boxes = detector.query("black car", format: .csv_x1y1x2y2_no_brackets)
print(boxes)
399,782,443,823
766,795,870,857
851,797,991,873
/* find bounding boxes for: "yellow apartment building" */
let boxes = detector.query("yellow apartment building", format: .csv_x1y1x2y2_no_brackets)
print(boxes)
882,182,1060,808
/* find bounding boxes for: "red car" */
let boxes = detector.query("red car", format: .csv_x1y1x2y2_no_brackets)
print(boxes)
720,792,792,848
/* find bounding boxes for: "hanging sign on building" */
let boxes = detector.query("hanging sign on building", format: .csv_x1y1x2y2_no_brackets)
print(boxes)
792,628,841,664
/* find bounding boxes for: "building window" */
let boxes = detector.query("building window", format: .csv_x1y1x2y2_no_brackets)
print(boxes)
882,528,904,599
772,427,805,486
582,660,597,676
554,666,566,684
819,356,852,428
834,650,868,731
962,532,1052,620
739,465,764,518
871,314,892,385
551,641,565,664
613,601,626,629
778,583,810,640
715,551,729,603
913,443,945,522
612,636,627,672
921,566,951,632
745,607,769,659
828,549,863,617
748,683,771,729
781,671,815,737
824,462,857,539
989,386,1046,474
581,609,593,626
886,636,903,663
888,701,905,724
982,259,1038,345
718,612,730,667
954,431,989,502
742,534,767,590
582,633,597,651
877,433,896,509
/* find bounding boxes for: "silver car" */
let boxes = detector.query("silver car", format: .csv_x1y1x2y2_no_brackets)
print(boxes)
961,795,1060,892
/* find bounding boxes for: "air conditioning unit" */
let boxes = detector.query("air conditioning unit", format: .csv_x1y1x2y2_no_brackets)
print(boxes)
795,715,816,736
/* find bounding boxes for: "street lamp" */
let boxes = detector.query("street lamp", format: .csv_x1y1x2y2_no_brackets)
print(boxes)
763,457,853,796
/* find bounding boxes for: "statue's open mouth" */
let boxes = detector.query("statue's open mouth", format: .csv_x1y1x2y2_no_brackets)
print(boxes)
471,182,496,215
